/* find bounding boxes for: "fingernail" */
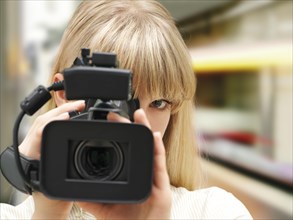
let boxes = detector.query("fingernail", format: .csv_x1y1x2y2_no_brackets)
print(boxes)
136,108,145,115
154,131,161,138
75,100,85,105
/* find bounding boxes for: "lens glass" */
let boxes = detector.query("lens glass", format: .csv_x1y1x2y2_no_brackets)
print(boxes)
74,140,123,180
84,147,115,177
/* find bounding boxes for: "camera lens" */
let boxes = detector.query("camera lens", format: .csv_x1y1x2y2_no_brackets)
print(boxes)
74,140,123,180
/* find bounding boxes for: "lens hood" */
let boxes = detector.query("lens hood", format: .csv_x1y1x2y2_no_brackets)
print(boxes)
41,120,154,203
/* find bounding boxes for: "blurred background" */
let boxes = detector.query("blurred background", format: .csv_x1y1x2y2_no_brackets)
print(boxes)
0,0,292,219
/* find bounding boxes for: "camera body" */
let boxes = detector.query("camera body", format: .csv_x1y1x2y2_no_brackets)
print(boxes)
40,49,154,203
0,49,154,203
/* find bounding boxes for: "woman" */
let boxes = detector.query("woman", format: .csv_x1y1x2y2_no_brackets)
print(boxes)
1,1,252,219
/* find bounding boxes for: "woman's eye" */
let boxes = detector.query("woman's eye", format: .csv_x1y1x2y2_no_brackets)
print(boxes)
150,99,171,110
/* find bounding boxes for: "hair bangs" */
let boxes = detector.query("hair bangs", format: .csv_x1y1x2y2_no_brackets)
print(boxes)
129,28,195,114
85,3,195,113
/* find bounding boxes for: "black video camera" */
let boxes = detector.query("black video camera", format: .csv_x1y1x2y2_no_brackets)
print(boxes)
0,49,154,203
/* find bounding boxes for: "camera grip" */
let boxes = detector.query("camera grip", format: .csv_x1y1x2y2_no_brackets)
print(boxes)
0,146,40,194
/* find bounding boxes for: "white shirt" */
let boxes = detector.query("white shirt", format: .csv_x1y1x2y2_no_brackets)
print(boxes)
0,186,252,219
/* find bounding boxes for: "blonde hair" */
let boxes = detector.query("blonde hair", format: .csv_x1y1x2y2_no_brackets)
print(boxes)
47,0,200,190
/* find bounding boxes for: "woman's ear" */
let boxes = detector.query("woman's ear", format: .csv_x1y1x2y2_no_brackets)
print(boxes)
53,73,67,106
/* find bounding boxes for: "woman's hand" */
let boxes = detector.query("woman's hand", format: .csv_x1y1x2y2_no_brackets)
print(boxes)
77,109,172,220
19,100,85,159
18,100,85,219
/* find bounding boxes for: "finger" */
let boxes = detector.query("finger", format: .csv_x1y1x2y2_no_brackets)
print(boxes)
36,112,70,136
107,112,131,123
44,100,85,119
34,104,73,131
46,112,70,124
133,109,151,129
153,132,169,189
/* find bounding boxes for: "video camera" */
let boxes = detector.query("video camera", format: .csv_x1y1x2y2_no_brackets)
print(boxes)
0,49,154,203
